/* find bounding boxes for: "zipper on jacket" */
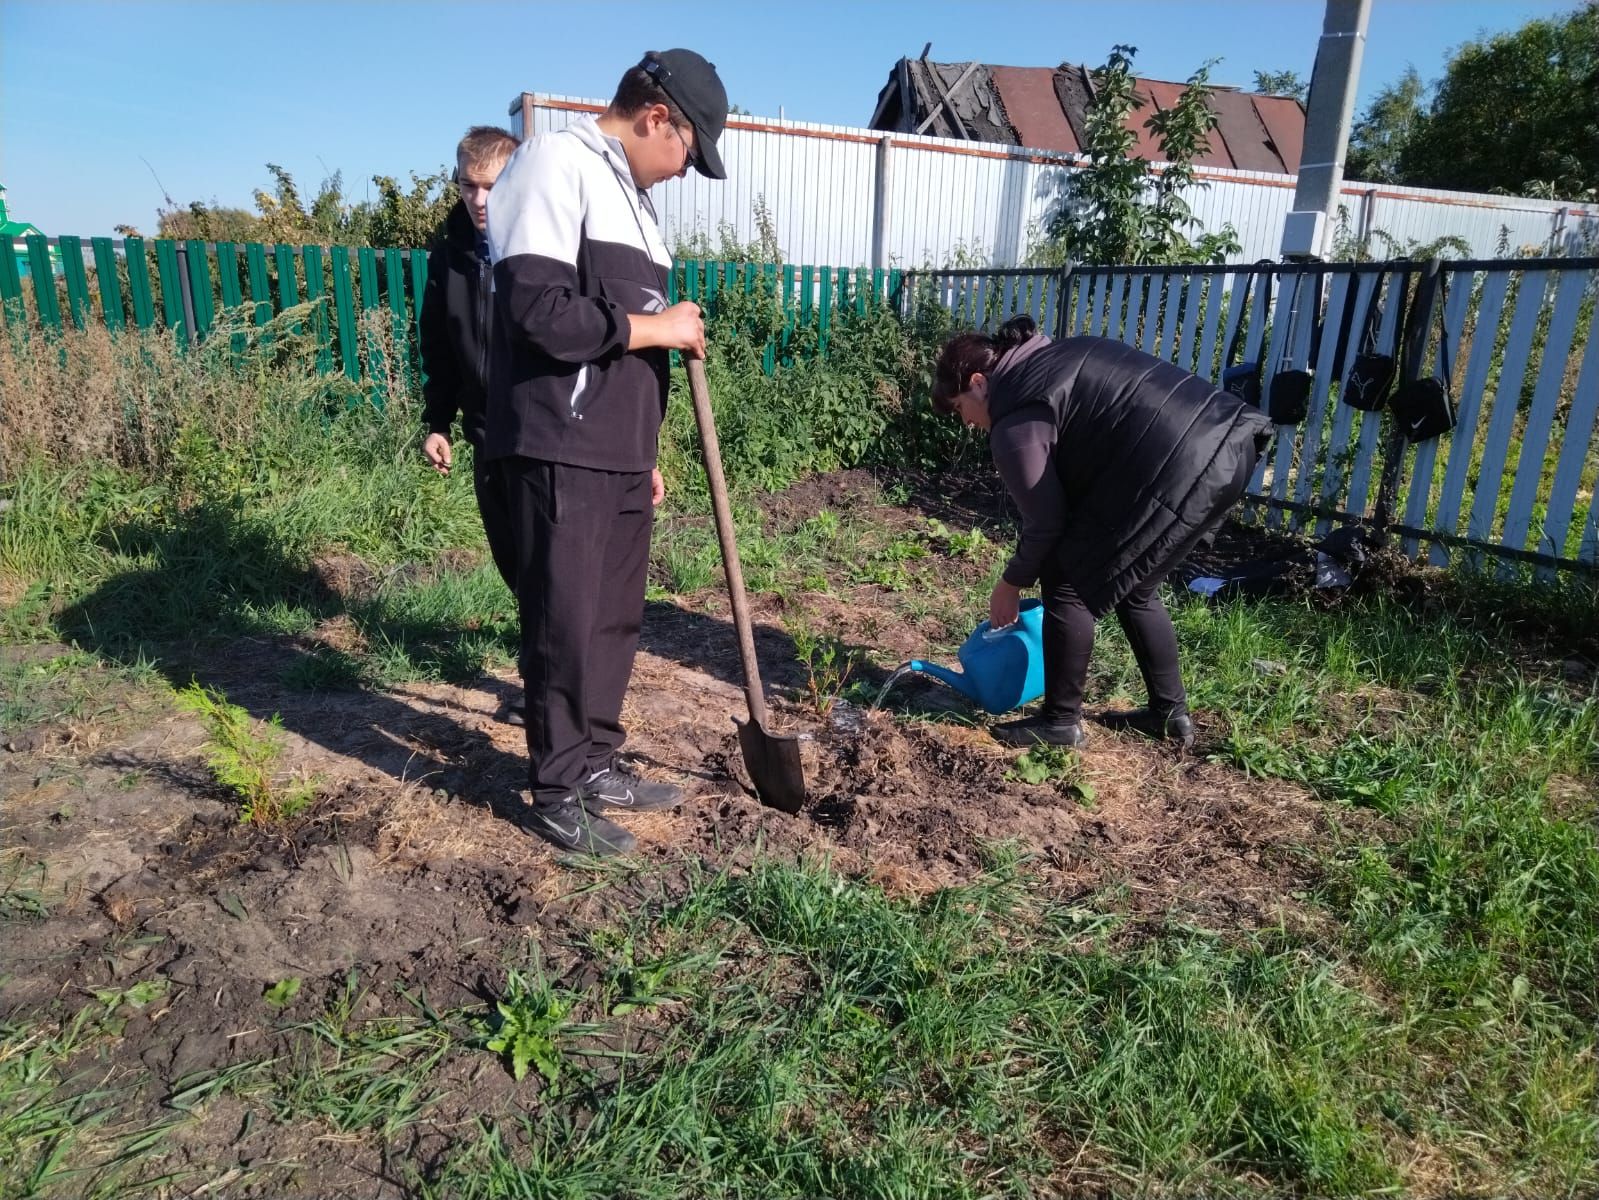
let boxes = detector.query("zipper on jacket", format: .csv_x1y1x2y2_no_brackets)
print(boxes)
476,254,491,392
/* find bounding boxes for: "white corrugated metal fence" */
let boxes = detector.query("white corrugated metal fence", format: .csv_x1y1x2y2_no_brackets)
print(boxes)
518,93,1599,269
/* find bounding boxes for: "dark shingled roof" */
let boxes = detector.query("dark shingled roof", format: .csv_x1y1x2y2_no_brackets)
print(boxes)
870,58,1306,176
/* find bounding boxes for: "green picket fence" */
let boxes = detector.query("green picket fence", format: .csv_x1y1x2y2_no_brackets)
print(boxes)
1,235,899,385
668,260,904,373
1,235,426,388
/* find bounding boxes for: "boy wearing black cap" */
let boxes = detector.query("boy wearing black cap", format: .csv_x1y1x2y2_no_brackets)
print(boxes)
485,49,729,856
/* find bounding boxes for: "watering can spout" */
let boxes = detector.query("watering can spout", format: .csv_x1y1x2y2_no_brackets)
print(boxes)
907,658,980,702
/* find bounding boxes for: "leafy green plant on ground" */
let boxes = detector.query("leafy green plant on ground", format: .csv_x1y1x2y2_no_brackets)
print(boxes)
174,683,316,825
481,969,570,1086
0,855,49,922
263,978,302,1009
90,980,169,1015
1005,743,1098,805
923,517,994,561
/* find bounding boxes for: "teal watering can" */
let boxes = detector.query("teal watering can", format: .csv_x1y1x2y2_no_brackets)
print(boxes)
897,599,1046,715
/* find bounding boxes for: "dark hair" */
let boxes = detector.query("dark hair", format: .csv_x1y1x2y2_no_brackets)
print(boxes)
456,126,517,172
931,315,1038,413
609,54,689,126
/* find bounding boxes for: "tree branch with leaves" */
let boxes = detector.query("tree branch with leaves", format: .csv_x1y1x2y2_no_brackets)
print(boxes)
1042,46,1239,266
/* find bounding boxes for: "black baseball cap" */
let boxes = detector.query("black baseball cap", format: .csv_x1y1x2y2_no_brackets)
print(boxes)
640,49,729,180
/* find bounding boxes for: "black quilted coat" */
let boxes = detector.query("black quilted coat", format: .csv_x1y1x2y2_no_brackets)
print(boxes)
989,336,1273,617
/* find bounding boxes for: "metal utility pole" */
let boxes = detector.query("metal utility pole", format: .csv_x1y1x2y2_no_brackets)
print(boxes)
1281,0,1371,259
871,136,893,270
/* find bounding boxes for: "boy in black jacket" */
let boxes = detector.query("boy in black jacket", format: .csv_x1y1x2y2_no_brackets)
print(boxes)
420,125,521,723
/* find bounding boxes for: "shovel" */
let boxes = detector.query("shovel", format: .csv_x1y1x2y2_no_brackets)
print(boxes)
684,356,807,814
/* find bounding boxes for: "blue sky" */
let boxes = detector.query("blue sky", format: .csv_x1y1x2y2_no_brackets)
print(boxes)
0,0,1580,236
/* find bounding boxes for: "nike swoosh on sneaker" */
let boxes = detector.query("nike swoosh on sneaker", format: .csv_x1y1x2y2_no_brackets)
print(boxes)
534,814,580,842
594,788,636,806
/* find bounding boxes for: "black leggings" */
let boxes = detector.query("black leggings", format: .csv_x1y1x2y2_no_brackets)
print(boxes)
1038,447,1258,722
1038,568,1186,721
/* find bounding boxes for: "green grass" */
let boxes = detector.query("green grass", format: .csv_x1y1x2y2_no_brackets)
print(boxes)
8,474,1597,1195
400,816,1588,1197
345,562,518,683
1167,594,1598,1011
262,975,459,1140
1,314,1595,1196
0,648,161,743
0,649,103,729
160,973,474,1153
279,643,369,692
400,857,1412,1197
0,855,51,922
0,1003,184,1199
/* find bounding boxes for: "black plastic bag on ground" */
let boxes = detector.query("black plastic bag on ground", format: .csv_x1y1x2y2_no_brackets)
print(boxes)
1179,525,1373,602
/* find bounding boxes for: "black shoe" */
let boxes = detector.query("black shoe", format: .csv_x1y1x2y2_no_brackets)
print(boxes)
1096,707,1196,750
581,765,683,814
495,698,526,727
523,793,637,856
992,714,1089,748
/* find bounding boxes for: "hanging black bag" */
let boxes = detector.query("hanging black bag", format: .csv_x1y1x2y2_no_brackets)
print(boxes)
1311,268,1360,373
1220,263,1277,407
1342,267,1403,412
1267,271,1314,425
1391,264,1455,442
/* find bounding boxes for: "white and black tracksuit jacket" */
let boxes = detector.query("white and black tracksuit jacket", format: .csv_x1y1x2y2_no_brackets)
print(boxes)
484,116,673,473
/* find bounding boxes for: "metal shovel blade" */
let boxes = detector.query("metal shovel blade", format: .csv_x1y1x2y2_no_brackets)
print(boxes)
736,716,806,815
685,355,806,813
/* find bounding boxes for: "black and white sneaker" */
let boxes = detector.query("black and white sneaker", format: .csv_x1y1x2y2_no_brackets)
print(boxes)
581,765,683,814
523,793,637,856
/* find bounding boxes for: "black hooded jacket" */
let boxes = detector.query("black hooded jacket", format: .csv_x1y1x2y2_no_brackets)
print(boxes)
988,335,1274,617
419,202,493,450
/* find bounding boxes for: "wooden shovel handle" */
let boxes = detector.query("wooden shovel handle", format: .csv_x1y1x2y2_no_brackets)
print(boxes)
685,357,769,728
